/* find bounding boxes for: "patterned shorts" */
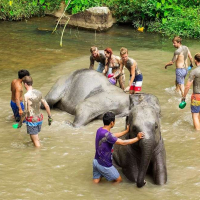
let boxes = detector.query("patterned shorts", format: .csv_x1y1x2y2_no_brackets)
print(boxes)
27,124,42,135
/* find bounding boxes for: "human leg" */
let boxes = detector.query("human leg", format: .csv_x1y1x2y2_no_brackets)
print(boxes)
27,124,42,147
191,98,200,130
30,134,40,147
96,63,105,73
93,159,102,183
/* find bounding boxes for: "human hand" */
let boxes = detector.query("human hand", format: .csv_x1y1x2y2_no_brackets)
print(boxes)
19,109,23,116
126,124,130,132
17,121,22,128
181,97,186,102
124,86,130,92
137,132,145,140
48,116,53,126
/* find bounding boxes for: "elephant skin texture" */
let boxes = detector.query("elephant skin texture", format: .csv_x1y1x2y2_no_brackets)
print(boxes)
113,93,167,188
43,69,129,127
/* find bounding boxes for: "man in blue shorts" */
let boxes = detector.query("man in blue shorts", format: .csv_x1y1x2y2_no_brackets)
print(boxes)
165,36,193,96
18,76,52,147
93,112,144,183
182,53,200,130
10,70,30,122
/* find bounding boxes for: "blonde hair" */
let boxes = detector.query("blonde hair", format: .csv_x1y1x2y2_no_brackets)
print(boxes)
90,46,98,53
120,47,128,56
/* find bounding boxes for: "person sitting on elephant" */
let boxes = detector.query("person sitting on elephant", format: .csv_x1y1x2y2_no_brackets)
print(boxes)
182,53,200,130
89,46,112,75
93,112,144,184
103,47,125,89
119,47,143,94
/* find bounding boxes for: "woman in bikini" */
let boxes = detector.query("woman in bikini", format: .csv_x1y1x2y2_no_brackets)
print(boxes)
103,47,125,90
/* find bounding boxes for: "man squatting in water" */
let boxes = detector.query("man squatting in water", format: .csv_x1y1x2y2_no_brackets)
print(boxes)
93,112,144,183
18,76,53,147
89,46,112,75
182,53,200,130
103,47,125,89
165,36,193,96
10,70,30,122
119,47,143,94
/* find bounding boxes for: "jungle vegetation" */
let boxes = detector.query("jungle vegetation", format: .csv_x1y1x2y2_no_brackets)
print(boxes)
0,0,199,38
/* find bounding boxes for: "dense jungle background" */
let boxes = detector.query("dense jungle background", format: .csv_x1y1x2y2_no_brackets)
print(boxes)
0,0,199,38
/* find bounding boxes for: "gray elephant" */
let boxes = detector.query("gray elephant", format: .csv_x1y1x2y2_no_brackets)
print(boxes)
113,93,167,187
43,69,129,127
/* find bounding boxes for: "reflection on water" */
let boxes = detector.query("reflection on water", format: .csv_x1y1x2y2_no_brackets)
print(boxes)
0,16,200,199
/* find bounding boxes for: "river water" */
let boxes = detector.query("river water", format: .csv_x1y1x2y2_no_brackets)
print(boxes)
0,16,200,200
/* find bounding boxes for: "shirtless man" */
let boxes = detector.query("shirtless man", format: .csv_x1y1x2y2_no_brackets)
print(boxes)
103,47,125,89
89,46,112,75
182,53,200,130
165,36,193,96
119,47,143,94
10,70,30,122
18,76,52,147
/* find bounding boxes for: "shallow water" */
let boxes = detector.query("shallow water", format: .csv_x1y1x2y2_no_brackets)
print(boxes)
0,16,200,200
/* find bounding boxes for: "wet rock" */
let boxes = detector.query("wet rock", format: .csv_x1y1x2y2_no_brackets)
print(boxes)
59,7,113,31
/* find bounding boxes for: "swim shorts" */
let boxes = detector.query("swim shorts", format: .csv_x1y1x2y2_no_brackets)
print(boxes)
93,159,120,181
191,94,200,113
10,100,24,122
27,124,42,135
26,114,43,135
176,68,187,84
130,74,143,91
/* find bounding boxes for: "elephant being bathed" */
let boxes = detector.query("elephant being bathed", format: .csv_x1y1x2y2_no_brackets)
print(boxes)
43,69,167,187
113,94,167,187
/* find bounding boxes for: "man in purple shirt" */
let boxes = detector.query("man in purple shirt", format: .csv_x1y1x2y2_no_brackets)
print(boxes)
93,112,144,183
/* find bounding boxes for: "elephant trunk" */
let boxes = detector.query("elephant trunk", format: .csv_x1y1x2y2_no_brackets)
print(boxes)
137,139,154,188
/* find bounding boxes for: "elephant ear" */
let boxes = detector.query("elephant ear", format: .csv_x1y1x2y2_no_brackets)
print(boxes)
85,85,104,99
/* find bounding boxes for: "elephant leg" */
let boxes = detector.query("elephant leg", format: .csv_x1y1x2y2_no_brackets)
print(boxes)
152,149,167,185
72,95,108,127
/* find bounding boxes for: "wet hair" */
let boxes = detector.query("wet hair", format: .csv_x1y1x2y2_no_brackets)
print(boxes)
194,53,200,62
18,70,30,79
104,47,113,57
90,46,98,53
103,112,115,125
22,76,33,86
172,36,182,43
120,47,128,56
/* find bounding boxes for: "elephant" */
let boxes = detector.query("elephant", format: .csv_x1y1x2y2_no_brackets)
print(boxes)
43,69,129,127
113,93,167,188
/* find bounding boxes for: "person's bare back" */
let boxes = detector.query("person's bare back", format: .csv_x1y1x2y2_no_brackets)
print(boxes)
11,79,23,103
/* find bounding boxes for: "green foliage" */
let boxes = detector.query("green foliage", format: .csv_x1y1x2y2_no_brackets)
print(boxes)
0,0,62,20
0,0,199,38
101,0,200,38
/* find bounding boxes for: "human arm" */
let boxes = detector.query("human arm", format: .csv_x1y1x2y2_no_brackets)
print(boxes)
41,99,52,125
182,80,193,101
129,63,136,87
188,49,193,67
15,84,23,116
103,58,109,76
89,56,95,69
18,95,28,128
113,59,123,78
113,125,129,138
115,132,144,145
165,53,178,69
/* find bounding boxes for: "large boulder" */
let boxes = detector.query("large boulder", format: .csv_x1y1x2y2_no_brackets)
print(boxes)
60,7,113,31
